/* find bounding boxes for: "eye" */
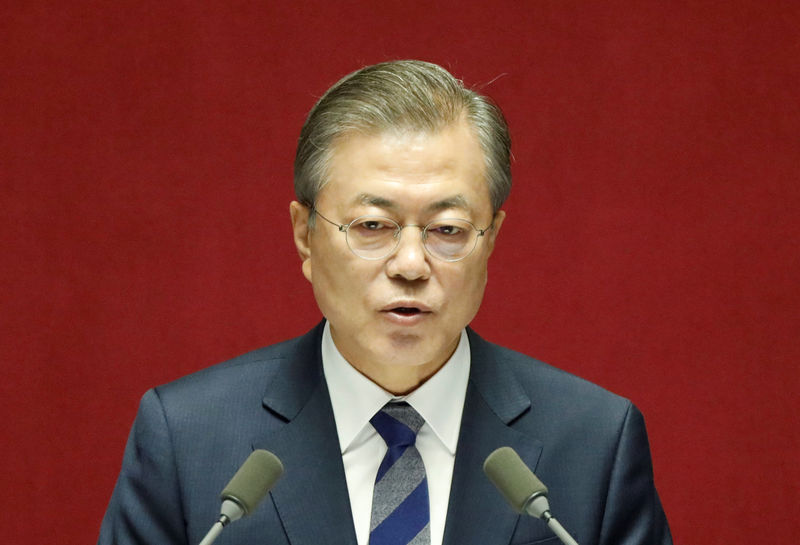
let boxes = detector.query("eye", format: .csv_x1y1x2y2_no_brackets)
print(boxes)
349,217,396,237
430,223,464,236
361,220,385,231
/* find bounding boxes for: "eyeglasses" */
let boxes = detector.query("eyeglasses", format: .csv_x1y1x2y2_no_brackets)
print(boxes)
312,208,494,262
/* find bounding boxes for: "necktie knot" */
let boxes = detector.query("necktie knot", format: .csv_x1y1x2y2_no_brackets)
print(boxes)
370,402,424,448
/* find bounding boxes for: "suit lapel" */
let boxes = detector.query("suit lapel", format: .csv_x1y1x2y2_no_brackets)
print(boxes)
248,325,543,545
442,330,544,545
253,322,358,545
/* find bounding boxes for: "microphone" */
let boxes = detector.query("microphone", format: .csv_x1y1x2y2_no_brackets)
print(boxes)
198,449,284,545
483,447,579,545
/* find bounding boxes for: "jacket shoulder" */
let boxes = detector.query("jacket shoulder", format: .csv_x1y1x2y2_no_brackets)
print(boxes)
152,322,324,411
467,329,634,425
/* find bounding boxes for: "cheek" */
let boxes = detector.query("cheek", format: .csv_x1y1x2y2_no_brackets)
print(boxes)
442,263,489,310
309,249,377,310
469,268,489,306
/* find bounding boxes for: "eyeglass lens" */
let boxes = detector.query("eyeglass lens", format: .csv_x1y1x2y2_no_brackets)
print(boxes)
345,216,479,261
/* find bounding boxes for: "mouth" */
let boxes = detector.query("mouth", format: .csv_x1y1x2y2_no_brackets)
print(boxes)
390,307,423,316
380,302,433,320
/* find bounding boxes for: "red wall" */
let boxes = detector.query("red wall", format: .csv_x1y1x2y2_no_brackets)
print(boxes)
2,2,798,543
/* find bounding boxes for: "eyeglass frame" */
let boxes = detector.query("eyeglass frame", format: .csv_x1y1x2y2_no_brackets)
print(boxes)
310,206,496,262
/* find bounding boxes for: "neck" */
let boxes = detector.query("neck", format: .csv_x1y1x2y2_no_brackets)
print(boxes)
351,358,447,395
328,326,461,395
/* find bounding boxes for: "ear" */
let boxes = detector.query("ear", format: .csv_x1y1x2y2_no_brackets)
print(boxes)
485,210,505,257
289,201,313,282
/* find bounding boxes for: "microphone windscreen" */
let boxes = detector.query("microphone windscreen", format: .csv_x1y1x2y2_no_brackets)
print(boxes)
483,446,548,513
220,449,284,515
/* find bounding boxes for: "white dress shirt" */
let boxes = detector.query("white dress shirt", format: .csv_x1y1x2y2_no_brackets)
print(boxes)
321,321,470,545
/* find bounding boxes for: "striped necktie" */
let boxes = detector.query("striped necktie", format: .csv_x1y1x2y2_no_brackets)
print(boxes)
369,402,431,545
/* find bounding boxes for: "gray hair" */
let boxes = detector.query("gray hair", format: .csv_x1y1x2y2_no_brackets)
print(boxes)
293,60,511,214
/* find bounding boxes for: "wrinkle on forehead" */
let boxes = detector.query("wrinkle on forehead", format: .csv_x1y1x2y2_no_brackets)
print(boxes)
354,193,473,214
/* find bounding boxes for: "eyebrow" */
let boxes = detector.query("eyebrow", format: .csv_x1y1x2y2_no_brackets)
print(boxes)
356,193,394,208
354,193,473,213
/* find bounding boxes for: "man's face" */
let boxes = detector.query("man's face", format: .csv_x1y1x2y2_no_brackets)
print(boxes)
290,119,504,393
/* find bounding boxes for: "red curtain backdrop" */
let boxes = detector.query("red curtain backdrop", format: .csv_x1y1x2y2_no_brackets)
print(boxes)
2,2,798,543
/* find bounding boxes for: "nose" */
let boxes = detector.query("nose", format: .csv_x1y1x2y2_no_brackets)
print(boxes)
385,225,431,281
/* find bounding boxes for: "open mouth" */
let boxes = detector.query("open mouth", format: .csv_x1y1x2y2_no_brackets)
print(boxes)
390,307,422,316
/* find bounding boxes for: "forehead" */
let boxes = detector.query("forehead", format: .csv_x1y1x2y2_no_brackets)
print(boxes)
320,122,491,214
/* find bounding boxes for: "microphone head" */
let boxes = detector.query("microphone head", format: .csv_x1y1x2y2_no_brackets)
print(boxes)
483,446,548,514
220,449,284,516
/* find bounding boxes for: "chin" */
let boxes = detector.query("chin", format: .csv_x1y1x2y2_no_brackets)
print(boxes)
377,336,450,367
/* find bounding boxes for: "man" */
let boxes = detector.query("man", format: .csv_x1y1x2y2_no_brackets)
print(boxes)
99,60,672,545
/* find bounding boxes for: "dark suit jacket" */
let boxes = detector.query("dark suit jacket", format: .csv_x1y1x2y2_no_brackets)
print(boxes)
99,322,672,545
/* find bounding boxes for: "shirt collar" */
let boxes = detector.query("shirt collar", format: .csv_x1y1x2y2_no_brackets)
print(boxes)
321,321,470,455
